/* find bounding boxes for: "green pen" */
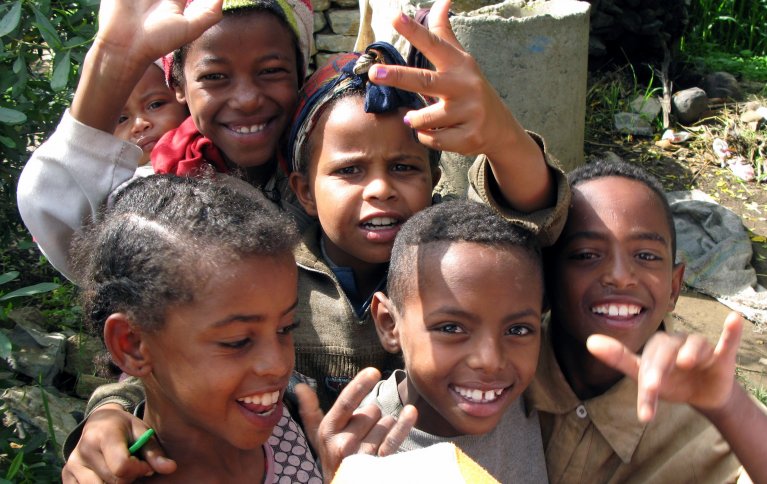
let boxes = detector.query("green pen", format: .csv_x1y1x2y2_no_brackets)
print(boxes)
129,428,155,455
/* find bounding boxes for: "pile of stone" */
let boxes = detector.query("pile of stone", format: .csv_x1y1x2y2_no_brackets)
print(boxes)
1,307,107,449
585,0,689,66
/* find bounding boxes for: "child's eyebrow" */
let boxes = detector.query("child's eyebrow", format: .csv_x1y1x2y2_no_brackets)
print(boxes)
428,306,540,321
211,299,298,327
562,230,668,247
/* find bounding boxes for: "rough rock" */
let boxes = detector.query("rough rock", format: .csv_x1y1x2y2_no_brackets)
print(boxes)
672,87,709,125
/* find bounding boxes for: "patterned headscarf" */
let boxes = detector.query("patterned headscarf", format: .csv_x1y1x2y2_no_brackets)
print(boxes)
287,41,431,174
163,0,314,85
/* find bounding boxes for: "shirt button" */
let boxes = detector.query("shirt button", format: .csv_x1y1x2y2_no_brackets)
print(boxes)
576,405,588,419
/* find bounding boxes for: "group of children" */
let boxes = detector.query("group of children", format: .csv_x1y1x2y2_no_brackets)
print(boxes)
16,0,767,482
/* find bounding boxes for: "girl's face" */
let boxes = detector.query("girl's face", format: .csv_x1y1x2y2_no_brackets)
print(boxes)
292,96,438,274
176,12,299,168
142,253,298,451
114,65,187,166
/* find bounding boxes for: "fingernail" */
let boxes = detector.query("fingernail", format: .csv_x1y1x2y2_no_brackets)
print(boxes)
371,65,387,80
403,115,411,127
399,12,410,24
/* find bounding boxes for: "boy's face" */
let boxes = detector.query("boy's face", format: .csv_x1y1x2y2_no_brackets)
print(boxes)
141,254,297,450
548,176,684,354
114,65,187,166
374,242,542,437
177,13,299,169
291,96,438,272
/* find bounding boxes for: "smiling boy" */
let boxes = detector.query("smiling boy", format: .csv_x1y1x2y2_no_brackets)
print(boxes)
365,200,548,482
527,160,765,483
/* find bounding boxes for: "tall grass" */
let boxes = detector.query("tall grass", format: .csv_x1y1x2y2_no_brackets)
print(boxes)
687,0,767,55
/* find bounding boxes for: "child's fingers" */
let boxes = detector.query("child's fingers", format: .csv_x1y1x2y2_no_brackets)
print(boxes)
369,65,453,100
636,333,686,422
357,414,398,454
378,404,417,457
714,311,744,363
321,368,381,433
389,0,463,68
181,0,223,37
295,383,324,449
137,439,177,475
675,334,714,370
586,334,641,379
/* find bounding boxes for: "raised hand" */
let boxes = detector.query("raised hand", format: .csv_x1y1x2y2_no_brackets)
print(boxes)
296,368,417,482
366,0,553,212
586,311,743,422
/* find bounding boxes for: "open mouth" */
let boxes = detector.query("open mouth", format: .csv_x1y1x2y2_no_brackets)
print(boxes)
590,303,643,318
451,385,508,403
360,216,400,230
237,390,280,416
230,122,268,134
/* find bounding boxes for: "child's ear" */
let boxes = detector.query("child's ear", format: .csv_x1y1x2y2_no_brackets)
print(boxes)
174,84,186,105
289,172,318,217
371,292,401,354
667,262,686,312
103,314,152,378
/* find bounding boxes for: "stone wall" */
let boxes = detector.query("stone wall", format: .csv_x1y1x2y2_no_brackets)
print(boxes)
311,0,361,72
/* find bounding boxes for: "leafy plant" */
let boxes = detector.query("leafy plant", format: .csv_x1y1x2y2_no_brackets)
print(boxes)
0,0,98,248
686,0,767,55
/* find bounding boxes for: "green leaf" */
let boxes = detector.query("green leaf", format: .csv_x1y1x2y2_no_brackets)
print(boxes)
0,331,11,360
0,1,22,37
0,282,60,301
32,7,62,50
12,54,23,74
0,271,19,285
0,106,26,124
51,50,70,91
5,450,23,480
0,135,16,148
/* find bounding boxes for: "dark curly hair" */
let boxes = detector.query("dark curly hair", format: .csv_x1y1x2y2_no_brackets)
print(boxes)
387,199,542,311
567,159,676,257
71,175,299,335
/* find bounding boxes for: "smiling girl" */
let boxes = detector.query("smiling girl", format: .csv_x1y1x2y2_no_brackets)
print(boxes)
72,174,321,483
18,0,314,283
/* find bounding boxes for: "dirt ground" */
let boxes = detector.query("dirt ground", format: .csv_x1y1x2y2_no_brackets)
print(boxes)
584,77,767,390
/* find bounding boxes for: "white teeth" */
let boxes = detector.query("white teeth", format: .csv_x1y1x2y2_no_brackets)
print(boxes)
238,390,280,406
453,385,505,403
233,124,266,134
591,304,641,317
363,217,398,228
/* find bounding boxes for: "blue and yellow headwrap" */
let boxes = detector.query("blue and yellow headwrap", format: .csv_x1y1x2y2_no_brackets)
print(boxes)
287,42,432,174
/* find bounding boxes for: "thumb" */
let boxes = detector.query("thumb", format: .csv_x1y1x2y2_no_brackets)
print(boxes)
295,383,324,449
586,334,641,380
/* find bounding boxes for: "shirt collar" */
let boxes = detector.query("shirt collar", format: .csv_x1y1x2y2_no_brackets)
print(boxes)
527,314,651,463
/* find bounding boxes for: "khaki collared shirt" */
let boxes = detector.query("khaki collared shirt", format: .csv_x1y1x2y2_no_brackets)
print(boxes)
526,316,743,484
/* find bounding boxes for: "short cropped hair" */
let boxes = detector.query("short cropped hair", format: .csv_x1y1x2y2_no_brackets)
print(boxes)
387,200,542,310
568,160,676,258
72,175,299,334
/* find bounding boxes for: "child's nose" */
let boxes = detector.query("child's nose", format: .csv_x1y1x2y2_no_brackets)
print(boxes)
467,336,505,373
363,173,397,201
131,116,152,135
600,252,637,288
230,79,263,112
251,338,292,378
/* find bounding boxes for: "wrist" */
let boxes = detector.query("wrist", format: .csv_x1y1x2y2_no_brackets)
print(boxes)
696,379,741,422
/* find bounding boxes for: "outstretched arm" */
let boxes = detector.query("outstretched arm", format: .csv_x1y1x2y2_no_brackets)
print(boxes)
296,368,417,482
367,0,554,213
72,0,222,132
587,312,767,483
